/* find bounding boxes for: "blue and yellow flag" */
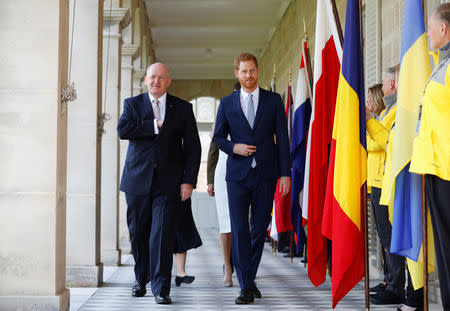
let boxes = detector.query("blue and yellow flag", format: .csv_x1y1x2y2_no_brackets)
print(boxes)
389,0,434,289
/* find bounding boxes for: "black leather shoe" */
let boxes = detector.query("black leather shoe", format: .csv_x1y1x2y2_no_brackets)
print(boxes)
252,285,262,298
155,294,172,304
278,246,291,253
370,289,405,305
397,306,423,311
175,275,195,287
369,282,386,293
235,289,254,304
131,282,146,297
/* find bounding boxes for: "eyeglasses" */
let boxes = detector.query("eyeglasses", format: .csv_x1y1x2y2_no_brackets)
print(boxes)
148,75,168,81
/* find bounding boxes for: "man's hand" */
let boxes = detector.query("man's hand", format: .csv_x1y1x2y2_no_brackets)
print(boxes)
279,177,291,197
233,143,256,157
207,184,215,197
157,120,164,128
180,183,193,202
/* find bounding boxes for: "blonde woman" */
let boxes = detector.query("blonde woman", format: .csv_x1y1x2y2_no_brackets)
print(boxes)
366,83,388,293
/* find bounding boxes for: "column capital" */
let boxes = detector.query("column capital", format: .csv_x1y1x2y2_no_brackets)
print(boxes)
122,44,140,60
103,32,121,39
103,8,131,28
134,68,147,80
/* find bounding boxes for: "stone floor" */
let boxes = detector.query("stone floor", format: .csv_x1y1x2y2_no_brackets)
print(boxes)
71,227,442,311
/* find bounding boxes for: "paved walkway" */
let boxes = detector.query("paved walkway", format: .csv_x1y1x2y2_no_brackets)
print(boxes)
72,227,442,311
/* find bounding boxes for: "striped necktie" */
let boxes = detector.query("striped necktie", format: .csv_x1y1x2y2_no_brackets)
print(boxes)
153,99,160,120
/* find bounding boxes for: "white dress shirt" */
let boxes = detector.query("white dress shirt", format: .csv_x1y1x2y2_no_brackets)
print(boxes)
240,87,259,119
149,92,167,134
239,87,259,167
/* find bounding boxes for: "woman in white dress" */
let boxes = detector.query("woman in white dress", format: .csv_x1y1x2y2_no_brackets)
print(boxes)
207,129,233,287
207,82,240,287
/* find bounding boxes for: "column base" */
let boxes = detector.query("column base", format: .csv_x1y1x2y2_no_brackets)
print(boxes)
101,248,122,266
119,238,131,254
66,264,104,287
0,288,70,311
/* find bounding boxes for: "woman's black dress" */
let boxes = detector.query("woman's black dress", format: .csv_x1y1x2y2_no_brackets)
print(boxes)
173,197,203,253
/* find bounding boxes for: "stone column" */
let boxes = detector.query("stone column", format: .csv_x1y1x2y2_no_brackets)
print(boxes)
133,67,146,96
66,0,104,287
119,43,140,254
0,1,70,310
101,7,130,265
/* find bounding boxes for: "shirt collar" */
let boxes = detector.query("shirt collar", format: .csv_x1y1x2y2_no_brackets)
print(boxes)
439,41,450,60
383,92,397,109
240,87,259,100
149,92,167,104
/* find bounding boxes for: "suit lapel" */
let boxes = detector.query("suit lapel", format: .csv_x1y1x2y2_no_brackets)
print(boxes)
233,90,252,132
143,92,153,119
159,93,175,136
252,88,265,131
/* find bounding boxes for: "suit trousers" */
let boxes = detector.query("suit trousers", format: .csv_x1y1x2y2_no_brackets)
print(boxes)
405,268,423,308
227,168,277,290
371,187,405,297
426,174,450,311
125,171,175,296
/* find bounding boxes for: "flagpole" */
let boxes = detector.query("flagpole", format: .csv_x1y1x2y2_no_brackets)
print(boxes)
422,175,429,311
331,0,344,46
288,66,294,264
302,17,309,270
357,0,370,309
420,1,429,309
271,63,277,256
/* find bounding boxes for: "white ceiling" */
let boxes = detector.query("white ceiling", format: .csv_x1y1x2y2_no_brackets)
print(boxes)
145,0,292,80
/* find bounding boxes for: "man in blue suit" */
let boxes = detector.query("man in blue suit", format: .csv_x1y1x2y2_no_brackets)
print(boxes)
213,53,291,304
117,62,201,304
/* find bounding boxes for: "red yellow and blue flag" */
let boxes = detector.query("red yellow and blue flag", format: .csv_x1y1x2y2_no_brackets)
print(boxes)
321,0,366,307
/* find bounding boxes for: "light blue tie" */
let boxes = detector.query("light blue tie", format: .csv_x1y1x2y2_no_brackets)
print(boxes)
247,94,255,128
246,94,256,167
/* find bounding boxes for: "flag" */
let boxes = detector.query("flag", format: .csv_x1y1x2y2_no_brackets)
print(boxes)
302,0,342,287
270,68,276,93
389,0,434,289
290,38,312,255
268,68,277,239
271,85,294,239
269,202,278,240
321,0,366,307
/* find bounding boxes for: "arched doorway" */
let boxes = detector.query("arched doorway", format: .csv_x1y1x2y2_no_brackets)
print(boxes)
189,96,221,228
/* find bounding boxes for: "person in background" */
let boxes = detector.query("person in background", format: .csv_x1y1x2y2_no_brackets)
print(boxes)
366,65,406,305
173,198,203,287
207,81,240,287
379,67,424,311
410,4,450,310
365,83,388,294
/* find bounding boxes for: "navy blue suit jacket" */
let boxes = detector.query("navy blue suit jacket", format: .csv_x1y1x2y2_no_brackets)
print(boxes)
213,88,290,182
117,92,201,196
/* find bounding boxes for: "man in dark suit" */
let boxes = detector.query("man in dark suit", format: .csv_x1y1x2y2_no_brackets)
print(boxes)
213,53,290,304
117,62,201,305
